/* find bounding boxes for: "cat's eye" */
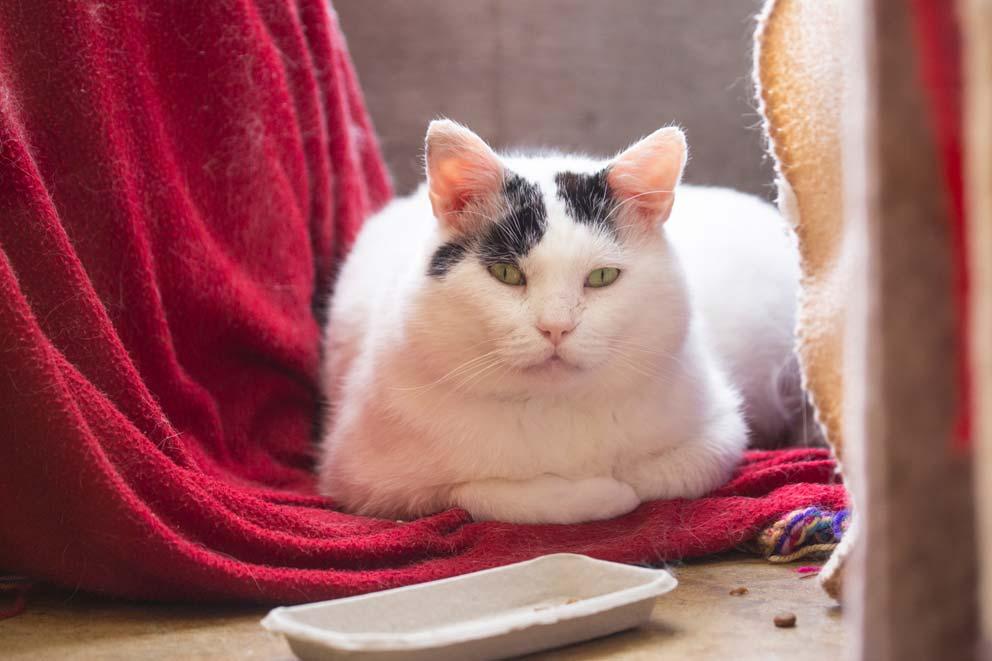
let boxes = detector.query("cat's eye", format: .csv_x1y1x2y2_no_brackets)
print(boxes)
489,263,526,286
586,267,620,288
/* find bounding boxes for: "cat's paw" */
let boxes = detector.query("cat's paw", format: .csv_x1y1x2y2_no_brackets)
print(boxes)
450,474,640,524
551,477,640,524
620,438,744,502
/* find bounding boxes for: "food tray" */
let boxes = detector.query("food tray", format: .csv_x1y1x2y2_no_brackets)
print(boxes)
261,553,677,660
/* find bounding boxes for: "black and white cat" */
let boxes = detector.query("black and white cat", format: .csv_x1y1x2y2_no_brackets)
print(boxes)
318,120,801,524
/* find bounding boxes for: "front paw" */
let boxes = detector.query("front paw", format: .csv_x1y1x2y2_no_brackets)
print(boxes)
559,477,640,523
621,441,744,502
450,474,641,524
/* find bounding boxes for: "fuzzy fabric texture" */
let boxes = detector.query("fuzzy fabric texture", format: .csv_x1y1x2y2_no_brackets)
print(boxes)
0,0,846,604
753,0,851,600
753,0,846,461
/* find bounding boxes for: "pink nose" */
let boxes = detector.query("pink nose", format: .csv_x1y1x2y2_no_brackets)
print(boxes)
536,319,576,346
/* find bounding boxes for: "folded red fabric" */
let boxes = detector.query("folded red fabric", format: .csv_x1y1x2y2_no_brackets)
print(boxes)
0,0,846,604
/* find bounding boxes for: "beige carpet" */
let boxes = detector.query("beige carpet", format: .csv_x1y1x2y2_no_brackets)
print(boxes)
3,557,841,660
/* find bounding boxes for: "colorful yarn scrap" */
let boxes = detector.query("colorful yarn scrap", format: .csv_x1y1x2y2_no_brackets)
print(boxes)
754,507,850,563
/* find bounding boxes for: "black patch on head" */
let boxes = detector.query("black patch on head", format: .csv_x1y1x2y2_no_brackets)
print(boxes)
426,173,547,278
554,170,616,235
477,174,547,265
428,241,468,277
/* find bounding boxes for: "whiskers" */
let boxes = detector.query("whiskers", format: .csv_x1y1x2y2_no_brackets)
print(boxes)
603,346,680,382
579,330,706,390
449,355,511,394
390,347,504,393
389,332,521,395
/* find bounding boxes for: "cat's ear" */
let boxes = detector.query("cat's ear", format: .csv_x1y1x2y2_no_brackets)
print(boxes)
606,127,687,225
425,120,505,233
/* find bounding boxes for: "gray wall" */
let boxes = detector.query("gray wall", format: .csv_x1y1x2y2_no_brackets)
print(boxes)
336,0,772,197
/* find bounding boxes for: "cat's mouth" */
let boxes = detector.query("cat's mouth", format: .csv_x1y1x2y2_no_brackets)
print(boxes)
523,354,581,373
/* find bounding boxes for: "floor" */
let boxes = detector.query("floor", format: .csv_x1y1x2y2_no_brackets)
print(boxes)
2,555,843,660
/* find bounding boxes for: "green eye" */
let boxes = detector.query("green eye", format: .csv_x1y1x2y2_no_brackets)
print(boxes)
586,267,620,288
488,263,526,286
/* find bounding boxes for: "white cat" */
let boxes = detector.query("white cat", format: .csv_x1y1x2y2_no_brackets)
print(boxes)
317,120,801,524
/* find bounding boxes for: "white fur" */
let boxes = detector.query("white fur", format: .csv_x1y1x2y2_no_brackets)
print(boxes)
318,148,799,524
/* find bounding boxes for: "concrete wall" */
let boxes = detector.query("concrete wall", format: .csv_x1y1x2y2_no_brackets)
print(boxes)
336,0,772,196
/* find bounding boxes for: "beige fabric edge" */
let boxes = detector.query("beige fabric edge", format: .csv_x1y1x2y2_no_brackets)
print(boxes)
752,0,845,460
963,0,992,650
752,0,850,601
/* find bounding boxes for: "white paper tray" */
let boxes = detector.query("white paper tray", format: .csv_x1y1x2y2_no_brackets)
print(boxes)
261,553,677,660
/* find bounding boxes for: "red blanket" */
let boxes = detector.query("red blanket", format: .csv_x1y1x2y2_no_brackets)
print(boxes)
0,0,846,603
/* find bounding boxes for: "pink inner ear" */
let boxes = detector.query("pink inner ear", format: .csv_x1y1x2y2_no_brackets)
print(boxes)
426,121,504,233
607,128,687,225
430,156,499,213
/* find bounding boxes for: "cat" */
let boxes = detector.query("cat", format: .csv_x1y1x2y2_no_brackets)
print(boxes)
317,119,802,524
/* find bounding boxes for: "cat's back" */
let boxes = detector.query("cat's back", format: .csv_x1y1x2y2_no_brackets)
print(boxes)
331,185,436,311
665,185,802,444
335,184,434,290
323,186,435,390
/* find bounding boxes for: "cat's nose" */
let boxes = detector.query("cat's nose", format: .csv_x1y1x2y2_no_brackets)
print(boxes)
536,319,577,346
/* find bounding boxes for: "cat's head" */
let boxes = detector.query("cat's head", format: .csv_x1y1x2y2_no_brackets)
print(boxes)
411,119,692,397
